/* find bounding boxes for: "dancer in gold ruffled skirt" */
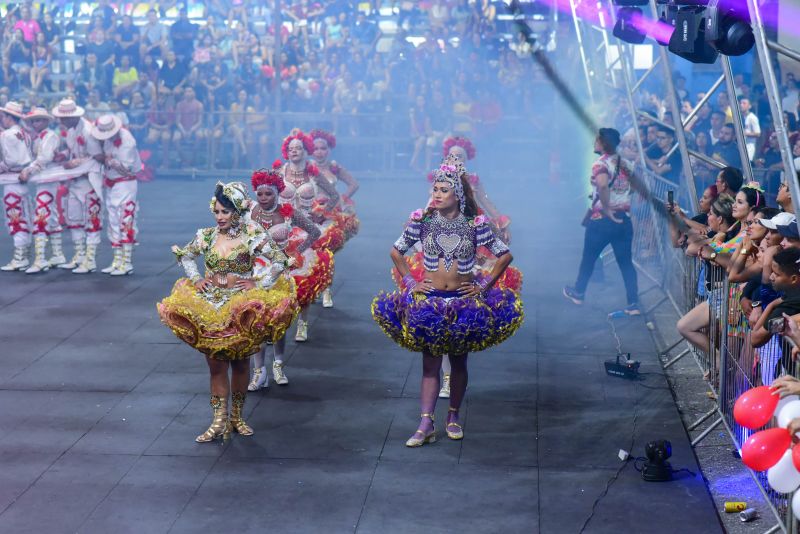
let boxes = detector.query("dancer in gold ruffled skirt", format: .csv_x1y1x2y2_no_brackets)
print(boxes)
157,181,297,443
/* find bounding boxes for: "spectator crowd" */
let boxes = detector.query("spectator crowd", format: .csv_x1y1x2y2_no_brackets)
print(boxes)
0,0,546,170
607,70,800,203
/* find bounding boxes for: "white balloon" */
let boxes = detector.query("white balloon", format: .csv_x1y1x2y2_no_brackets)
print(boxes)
778,400,800,429
776,395,800,419
793,488,800,518
768,450,800,494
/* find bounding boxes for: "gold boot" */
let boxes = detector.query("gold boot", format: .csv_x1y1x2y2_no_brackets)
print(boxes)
229,391,254,436
196,395,231,443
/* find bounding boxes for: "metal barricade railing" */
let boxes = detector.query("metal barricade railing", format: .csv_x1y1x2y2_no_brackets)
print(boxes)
712,269,796,531
626,169,793,529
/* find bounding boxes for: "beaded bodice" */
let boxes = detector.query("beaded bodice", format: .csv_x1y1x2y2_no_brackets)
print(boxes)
283,162,309,189
204,244,254,276
394,210,509,274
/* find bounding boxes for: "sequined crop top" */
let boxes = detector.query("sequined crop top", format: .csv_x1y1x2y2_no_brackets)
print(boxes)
173,225,284,285
393,210,509,274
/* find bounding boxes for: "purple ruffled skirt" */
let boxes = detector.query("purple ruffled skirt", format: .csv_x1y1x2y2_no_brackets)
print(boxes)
371,288,524,356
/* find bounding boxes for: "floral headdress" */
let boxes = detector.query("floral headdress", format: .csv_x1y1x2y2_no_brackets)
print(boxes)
251,160,286,192
309,128,336,149
281,129,314,160
431,154,467,213
210,181,249,214
442,136,476,161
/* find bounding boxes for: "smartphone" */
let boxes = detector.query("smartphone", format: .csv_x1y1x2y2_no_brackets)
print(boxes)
667,190,674,211
768,317,787,334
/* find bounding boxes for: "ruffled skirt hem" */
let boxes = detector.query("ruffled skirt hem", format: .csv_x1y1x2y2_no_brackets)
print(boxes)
157,276,299,360
371,288,524,356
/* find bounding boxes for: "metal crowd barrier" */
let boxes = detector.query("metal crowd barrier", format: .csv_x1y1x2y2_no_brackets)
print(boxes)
621,167,795,531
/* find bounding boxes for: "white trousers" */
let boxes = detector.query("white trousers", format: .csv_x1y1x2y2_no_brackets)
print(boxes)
3,182,31,247
66,177,102,246
105,180,138,246
31,182,64,236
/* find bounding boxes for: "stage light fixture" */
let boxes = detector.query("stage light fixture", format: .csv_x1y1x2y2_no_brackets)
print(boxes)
613,7,647,44
704,0,754,56
654,0,679,45
668,6,718,64
642,439,673,482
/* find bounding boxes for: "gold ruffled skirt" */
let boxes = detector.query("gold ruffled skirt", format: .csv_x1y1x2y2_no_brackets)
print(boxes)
157,276,299,360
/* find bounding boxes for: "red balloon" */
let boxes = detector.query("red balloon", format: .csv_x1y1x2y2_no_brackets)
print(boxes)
792,443,800,472
742,428,791,471
734,386,780,429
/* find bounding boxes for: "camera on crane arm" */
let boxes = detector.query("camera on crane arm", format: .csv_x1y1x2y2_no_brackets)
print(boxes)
610,0,754,64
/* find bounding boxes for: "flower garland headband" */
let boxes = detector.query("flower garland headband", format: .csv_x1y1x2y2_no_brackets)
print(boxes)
281,129,314,160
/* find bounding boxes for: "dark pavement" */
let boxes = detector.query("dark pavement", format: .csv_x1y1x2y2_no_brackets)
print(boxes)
0,171,722,533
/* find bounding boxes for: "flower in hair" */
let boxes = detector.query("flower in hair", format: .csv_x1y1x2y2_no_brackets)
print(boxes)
281,130,314,159
426,172,435,183
251,168,286,192
272,159,283,169
309,128,337,149
743,181,764,192
410,209,424,221
442,136,476,160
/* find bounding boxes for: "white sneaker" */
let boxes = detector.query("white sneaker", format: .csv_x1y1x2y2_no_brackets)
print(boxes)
294,320,308,342
272,361,289,385
322,288,333,308
438,374,451,399
247,366,269,391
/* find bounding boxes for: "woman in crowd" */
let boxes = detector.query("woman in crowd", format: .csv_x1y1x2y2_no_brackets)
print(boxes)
247,164,333,390
372,155,523,446
677,194,737,356
310,128,360,308
157,182,298,442
678,184,767,359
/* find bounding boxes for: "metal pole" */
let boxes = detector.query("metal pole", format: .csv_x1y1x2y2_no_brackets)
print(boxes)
273,0,282,116
630,56,661,93
654,48,700,213
720,55,755,183
767,40,800,63
681,75,725,127
568,0,595,105
745,0,799,200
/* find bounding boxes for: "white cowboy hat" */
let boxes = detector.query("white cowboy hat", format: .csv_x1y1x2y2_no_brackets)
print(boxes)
25,107,53,121
51,98,85,118
91,114,123,140
0,101,26,119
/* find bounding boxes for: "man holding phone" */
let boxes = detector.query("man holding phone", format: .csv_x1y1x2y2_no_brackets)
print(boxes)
752,247,800,348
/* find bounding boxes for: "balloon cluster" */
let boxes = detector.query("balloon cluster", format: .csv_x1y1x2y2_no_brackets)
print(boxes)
734,387,800,515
